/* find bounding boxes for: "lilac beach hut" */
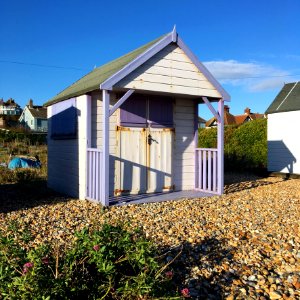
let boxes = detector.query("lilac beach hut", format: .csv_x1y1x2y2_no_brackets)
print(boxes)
44,28,230,206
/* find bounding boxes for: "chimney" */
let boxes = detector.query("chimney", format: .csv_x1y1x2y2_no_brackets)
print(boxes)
28,99,33,108
244,107,251,114
224,105,230,113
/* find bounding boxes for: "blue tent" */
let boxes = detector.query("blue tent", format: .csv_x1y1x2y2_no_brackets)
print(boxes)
8,157,41,170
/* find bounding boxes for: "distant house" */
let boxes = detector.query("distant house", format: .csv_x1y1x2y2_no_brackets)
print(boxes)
206,105,265,127
19,99,47,132
0,98,22,116
198,116,206,128
0,98,22,128
265,82,300,175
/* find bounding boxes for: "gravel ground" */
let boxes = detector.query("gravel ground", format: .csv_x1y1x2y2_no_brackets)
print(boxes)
0,173,299,299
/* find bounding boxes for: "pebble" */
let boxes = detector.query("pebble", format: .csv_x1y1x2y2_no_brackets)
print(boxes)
1,173,300,299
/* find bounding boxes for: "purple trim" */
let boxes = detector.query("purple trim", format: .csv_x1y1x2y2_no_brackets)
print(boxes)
109,89,135,116
213,151,217,191
203,150,207,189
86,148,103,202
202,97,221,122
194,101,198,189
208,150,211,191
101,29,229,103
217,99,224,194
100,33,173,90
172,25,177,42
102,90,110,206
177,37,230,101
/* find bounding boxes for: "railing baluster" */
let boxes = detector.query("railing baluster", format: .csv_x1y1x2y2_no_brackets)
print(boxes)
202,150,206,190
195,148,218,194
86,148,103,202
213,151,217,192
199,150,202,189
208,150,211,191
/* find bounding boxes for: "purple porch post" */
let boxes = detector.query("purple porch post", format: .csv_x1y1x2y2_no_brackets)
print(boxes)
217,99,224,194
102,89,110,206
194,102,199,189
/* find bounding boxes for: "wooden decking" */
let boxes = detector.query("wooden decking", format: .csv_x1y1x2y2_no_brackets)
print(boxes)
109,190,214,206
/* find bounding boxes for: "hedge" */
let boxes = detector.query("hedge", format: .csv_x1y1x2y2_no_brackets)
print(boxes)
198,119,267,170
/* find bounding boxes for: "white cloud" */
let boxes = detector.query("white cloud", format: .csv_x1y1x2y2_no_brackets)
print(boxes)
203,60,292,92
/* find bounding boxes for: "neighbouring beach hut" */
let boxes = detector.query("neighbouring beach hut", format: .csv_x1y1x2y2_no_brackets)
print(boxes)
44,28,230,206
265,81,300,175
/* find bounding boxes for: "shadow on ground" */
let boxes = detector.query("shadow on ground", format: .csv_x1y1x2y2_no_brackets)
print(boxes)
224,171,283,194
160,237,240,299
0,180,70,214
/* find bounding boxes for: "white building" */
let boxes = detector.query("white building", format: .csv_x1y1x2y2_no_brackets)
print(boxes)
266,82,300,175
0,98,22,116
19,99,47,132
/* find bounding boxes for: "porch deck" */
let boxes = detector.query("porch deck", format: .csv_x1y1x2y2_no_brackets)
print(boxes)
109,190,215,206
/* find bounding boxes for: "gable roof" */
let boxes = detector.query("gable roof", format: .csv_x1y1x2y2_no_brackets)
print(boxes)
44,28,230,107
265,82,300,114
206,106,265,127
28,106,47,119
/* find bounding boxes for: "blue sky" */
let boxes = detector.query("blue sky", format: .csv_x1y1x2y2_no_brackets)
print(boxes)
1,0,300,120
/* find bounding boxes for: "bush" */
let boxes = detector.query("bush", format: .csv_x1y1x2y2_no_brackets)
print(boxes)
226,119,267,170
0,167,43,184
198,119,267,170
0,223,178,299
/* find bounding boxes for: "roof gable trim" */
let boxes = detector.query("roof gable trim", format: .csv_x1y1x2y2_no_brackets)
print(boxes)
100,32,173,90
177,37,230,101
101,29,230,101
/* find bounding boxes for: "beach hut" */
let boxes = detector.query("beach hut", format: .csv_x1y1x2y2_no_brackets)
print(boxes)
265,82,300,175
44,28,230,206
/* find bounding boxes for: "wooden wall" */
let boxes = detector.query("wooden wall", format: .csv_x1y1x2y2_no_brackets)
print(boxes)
173,98,195,190
116,44,221,98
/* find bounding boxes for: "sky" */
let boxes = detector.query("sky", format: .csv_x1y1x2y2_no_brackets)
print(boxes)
1,0,300,121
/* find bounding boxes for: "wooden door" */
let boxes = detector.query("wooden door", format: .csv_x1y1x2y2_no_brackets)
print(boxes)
115,94,174,196
146,128,173,193
115,127,173,195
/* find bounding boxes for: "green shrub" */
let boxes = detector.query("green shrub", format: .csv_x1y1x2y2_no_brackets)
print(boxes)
198,119,267,170
0,223,178,299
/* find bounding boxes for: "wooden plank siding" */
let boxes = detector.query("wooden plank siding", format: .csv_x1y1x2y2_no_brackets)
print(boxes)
116,44,221,98
47,95,90,199
91,91,118,195
47,103,80,198
173,98,195,190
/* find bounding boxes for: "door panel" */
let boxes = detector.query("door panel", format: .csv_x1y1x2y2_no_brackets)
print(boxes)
147,128,173,192
115,127,173,195
115,127,147,195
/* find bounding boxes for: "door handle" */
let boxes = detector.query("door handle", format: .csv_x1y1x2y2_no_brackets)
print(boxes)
148,134,158,145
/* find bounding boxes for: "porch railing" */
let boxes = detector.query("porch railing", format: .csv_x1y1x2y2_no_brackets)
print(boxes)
195,148,218,194
86,148,103,202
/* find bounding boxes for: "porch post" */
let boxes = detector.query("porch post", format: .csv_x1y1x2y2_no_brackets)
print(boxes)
194,102,199,189
102,89,110,206
217,99,224,194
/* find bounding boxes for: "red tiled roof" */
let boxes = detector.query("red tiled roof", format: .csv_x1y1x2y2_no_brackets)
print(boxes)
206,107,265,127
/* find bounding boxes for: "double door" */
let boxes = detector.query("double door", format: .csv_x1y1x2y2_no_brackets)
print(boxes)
115,126,173,195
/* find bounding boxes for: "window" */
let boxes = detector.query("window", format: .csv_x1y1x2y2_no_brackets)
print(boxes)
120,94,173,128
